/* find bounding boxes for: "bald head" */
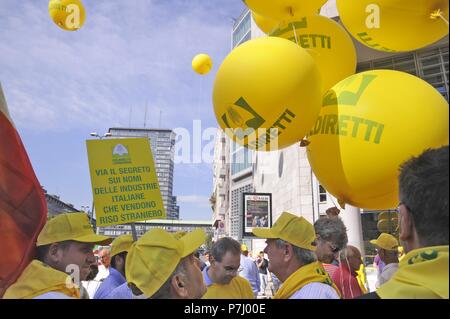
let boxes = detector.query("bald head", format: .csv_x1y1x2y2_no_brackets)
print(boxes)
99,248,111,267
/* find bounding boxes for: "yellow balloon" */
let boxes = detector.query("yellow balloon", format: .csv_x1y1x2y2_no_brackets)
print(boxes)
243,0,328,21
252,11,279,34
336,0,449,52
378,211,398,221
48,0,86,31
377,219,398,233
192,54,213,75
270,15,357,92
213,37,322,151
306,70,449,209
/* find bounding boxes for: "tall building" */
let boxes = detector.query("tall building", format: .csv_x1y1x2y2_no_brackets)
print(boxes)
211,129,230,241
108,127,179,219
214,1,448,256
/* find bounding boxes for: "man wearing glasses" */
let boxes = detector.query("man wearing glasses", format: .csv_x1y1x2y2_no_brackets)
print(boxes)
253,212,341,299
202,237,254,299
314,208,348,279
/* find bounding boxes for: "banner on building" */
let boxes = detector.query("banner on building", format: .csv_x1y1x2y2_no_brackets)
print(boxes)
242,193,272,238
86,138,166,227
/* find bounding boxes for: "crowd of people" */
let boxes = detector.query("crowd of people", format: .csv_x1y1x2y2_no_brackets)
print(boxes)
2,146,448,299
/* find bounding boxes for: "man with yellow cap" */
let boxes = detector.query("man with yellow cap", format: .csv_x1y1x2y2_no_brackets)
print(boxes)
202,237,254,299
94,234,134,299
3,212,112,299
109,228,207,299
253,212,340,299
360,146,449,299
370,233,399,288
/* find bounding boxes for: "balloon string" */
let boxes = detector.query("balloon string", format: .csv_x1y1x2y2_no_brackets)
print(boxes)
430,9,449,25
291,23,299,45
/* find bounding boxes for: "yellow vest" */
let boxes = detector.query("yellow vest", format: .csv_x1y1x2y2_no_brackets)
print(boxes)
377,246,449,299
3,260,80,299
203,276,254,299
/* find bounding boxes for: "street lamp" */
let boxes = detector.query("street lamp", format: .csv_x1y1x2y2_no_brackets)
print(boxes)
90,132,112,139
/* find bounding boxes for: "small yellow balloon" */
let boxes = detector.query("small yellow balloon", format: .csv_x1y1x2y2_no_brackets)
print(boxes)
336,0,449,52
243,0,327,21
252,11,279,34
270,15,357,92
213,37,322,151
48,0,86,31
307,70,449,209
192,54,213,75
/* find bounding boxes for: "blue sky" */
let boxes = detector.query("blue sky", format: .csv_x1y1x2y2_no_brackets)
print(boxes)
0,0,246,221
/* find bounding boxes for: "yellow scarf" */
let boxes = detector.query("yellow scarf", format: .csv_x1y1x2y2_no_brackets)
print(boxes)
356,264,368,294
3,260,80,299
377,246,449,299
274,261,341,299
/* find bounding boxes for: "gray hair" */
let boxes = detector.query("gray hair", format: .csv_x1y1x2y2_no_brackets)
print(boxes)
150,257,187,299
399,146,449,247
210,237,241,262
274,239,317,265
314,216,348,251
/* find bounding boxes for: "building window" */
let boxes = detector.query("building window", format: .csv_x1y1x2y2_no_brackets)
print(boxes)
319,185,327,203
357,44,449,100
278,152,284,179
232,11,251,48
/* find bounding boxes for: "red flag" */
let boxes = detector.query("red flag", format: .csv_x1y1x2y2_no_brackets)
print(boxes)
0,84,47,297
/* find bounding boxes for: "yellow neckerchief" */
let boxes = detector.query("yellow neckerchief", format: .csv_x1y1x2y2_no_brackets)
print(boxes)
356,263,368,294
274,261,341,299
377,246,449,299
3,260,80,299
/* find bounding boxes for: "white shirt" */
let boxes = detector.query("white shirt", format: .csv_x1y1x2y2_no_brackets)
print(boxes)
94,265,110,281
33,292,74,299
289,282,340,299
377,262,399,287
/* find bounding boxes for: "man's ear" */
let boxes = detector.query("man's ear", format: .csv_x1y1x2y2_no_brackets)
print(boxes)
48,243,64,265
284,243,294,262
399,209,413,242
171,274,188,298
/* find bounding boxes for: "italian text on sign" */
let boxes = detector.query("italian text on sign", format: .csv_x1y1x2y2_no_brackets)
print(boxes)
86,138,166,227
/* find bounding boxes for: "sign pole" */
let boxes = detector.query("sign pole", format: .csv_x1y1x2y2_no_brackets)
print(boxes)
130,223,138,241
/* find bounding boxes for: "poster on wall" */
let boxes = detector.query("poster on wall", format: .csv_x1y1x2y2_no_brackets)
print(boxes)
242,193,272,238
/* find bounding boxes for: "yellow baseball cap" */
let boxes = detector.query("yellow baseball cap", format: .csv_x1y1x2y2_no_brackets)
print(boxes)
125,228,206,298
110,234,134,257
241,244,248,252
37,213,112,246
253,212,316,251
370,233,399,251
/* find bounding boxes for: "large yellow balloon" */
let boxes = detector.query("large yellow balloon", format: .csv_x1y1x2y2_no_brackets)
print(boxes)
49,0,86,31
307,70,449,209
213,37,322,151
270,15,357,93
192,54,213,75
252,11,279,34
336,0,449,52
243,0,327,21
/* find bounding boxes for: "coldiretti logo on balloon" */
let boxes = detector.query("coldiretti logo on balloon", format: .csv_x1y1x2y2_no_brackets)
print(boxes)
356,32,397,53
308,74,385,144
271,18,332,49
221,97,296,149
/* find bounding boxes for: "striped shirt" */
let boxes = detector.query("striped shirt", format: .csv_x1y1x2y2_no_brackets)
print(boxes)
289,282,340,299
